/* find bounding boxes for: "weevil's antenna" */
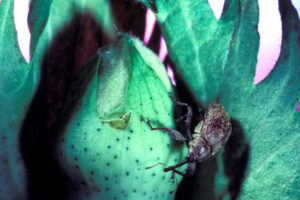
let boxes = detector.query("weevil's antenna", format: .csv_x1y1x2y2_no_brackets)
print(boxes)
145,163,166,170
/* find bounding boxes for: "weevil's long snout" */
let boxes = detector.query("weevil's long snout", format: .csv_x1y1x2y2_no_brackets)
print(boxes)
163,159,188,172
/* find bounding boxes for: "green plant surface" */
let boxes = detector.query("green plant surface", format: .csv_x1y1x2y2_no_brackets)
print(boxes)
0,1,40,198
142,0,300,199
2,0,300,199
28,0,52,54
220,1,300,199
140,0,240,106
28,0,115,55
57,35,188,200
0,0,115,199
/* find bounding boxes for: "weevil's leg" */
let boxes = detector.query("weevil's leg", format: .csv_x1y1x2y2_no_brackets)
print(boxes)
146,118,187,142
167,161,196,177
185,106,193,140
169,96,193,140
175,114,187,122
163,159,188,173
172,169,187,177
170,171,176,184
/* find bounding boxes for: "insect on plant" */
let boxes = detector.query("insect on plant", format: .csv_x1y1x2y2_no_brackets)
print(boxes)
146,97,232,176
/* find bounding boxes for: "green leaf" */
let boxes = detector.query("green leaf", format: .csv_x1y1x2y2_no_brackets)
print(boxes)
220,1,300,199
74,0,115,37
57,35,187,199
28,0,116,55
141,0,240,106
28,0,52,55
0,0,115,198
0,0,39,199
142,0,300,199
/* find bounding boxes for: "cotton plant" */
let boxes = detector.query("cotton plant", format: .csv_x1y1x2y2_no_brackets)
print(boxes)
0,0,299,200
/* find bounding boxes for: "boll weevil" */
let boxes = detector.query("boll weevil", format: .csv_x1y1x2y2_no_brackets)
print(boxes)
146,97,232,176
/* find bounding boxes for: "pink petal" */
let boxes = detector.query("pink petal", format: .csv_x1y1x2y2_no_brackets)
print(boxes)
167,65,176,86
143,9,156,45
158,36,168,62
254,0,282,84
14,0,31,63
